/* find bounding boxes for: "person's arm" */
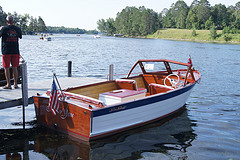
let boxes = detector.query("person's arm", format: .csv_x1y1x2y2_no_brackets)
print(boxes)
0,26,3,37
18,27,22,39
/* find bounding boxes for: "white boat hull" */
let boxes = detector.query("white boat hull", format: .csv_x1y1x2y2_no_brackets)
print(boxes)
91,84,194,138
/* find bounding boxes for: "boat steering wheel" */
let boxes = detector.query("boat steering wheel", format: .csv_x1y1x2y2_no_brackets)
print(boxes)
164,74,180,88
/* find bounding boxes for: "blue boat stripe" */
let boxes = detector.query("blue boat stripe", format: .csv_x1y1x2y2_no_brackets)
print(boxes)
90,112,93,133
92,83,195,117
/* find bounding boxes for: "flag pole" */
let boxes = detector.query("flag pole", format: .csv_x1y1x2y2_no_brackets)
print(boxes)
53,73,65,100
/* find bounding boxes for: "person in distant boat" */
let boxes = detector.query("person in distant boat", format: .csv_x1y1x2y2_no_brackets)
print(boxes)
0,15,22,89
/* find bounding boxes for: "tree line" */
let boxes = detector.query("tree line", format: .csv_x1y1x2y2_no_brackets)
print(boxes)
47,26,98,34
97,0,240,36
97,6,160,36
0,5,96,35
0,6,47,34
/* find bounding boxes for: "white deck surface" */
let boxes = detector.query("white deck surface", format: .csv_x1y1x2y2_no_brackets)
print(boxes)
0,77,105,109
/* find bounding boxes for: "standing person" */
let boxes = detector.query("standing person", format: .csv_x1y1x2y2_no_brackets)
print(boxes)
0,15,22,89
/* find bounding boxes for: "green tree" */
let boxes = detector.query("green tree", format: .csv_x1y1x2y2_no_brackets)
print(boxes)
19,14,29,34
106,18,116,35
11,12,20,26
230,27,238,34
192,27,197,37
160,8,169,26
140,7,159,35
28,16,38,34
97,19,106,33
87,29,98,34
37,16,47,33
163,4,175,28
205,16,213,29
212,4,228,29
234,2,240,29
223,34,232,42
0,5,49,35
0,6,7,26
226,5,235,28
222,26,230,34
197,0,211,29
131,7,141,35
112,6,159,36
209,24,217,39
47,26,89,34
158,12,163,29
172,0,189,29
186,0,211,29
114,7,133,35
186,0,200,29
97,1,240,35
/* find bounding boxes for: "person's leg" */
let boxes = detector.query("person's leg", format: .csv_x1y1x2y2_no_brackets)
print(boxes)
3,67,11,88
2,55,12,89
13,67,19,88
11,54,20,88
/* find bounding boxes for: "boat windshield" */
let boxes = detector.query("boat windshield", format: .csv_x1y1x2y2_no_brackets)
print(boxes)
130,61,188,74
167,63,188,71
142,62,166,73
127,59,191,78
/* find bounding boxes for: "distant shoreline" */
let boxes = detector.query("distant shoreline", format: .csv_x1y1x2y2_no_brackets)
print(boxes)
148,37,240,44
145,29,240,44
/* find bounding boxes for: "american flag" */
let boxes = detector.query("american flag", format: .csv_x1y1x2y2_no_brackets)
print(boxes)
188,56,192,66
48,79,61,115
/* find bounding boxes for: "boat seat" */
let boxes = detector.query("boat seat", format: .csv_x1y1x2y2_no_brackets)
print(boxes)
116,79,138,90
149,83,173,95
64,92,104,107
46,90,104,108
115,79,147,94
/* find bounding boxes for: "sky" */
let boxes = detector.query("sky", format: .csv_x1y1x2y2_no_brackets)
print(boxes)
0,0,239,30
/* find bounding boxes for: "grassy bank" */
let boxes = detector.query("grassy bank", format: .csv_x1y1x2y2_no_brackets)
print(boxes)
147,29,240,44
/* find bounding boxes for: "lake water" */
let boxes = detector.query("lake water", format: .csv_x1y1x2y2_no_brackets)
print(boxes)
0,34,240,160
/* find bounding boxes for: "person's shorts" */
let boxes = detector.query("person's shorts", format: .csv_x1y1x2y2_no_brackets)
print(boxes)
2,54,20,68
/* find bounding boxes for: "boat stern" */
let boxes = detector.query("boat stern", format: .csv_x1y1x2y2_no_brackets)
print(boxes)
33,95,92,141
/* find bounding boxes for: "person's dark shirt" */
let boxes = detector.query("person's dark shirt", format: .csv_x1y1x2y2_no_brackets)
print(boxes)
0,25,22,55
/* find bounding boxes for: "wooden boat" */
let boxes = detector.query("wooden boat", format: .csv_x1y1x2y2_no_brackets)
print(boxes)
33,59,201,141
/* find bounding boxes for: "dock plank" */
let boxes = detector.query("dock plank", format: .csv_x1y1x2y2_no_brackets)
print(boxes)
0,77,105,109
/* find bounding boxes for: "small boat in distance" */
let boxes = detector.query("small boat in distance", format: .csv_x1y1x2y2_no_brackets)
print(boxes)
94,35,100,38
33,59,201,141
43,37,51,41
40,33,51,41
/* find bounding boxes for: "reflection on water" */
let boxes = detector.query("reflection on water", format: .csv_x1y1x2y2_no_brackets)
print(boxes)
0,108,197,160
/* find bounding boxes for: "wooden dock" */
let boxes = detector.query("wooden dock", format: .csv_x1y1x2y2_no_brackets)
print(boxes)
0,77,105,110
